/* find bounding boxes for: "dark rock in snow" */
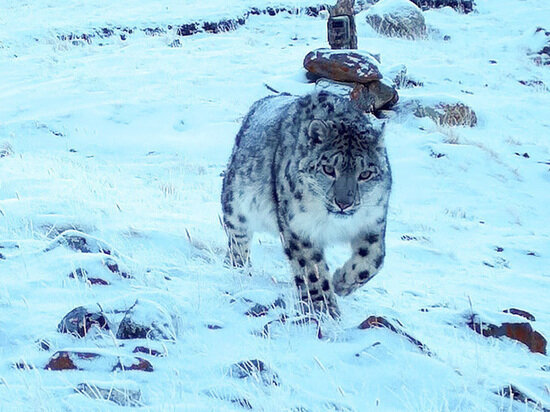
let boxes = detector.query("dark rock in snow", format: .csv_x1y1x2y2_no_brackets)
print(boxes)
75,383,142,407
103,256,131,278
45,229,114,255
304,49,382,84
116,299,175,340
495,385,550,412
518,79,547,91
410,0,474,13
531,27,550,66
37,339,51,351
245,297,287,317
503,308,536,322
58,306,110,338
358,315,432,355
229,359,280,386
68,268,110,285
112,357,154,372
365,0,427,40
468,315,547,354
133,346,165,357
45,350,153,372
45,351,100,370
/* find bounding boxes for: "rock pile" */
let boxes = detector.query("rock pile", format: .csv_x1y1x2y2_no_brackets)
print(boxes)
303,48,398,113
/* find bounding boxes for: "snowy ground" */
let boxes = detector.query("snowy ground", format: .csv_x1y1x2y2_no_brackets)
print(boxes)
1,0,549,411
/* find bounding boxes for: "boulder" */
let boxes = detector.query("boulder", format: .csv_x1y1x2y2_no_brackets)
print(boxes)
303,49,382,84
468,315,547,355
57,306,110,338
116,299,175,340
365,0,427,40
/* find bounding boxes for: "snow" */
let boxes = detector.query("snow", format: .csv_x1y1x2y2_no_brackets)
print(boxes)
1,0,550,411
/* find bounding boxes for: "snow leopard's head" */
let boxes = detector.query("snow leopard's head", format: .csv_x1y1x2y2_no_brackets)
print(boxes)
298,95,391,217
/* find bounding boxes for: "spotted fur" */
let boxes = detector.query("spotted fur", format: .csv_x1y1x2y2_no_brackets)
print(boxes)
221,91,391,318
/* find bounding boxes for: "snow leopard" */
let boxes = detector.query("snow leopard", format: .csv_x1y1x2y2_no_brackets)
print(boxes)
221,90,391,318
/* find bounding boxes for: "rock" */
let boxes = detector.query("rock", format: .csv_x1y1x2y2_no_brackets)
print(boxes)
245,297,286,317
228,359,280,387
68,268,110,285
468,315,547,355
44,229,114,255
0,142,13,158
133,346,165,357
45,351,100,370
354,81,399,110
103,256,131,278
412,101,477,127
503,308,536,322
358,315,432,354
518,79,548,91
13,361,35,370
57,306,110,338
75,383,142,407
303,48,382,84
365,0,427,40
116,299,175,340
530,27,550,66
495,385,550,412
112,357,154,372
315,78,398,112
45,350,153,372
410,0,474,13
37,339,51,351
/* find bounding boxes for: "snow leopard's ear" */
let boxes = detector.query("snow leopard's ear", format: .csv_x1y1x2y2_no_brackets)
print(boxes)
307,119,329,144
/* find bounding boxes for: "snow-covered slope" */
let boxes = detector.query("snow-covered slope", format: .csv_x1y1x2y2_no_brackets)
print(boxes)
1,0,549,411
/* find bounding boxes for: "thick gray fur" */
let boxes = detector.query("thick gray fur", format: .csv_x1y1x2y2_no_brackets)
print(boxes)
221,90,391,318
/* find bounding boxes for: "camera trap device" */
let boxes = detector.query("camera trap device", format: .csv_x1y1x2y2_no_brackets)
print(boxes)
328,15,352,49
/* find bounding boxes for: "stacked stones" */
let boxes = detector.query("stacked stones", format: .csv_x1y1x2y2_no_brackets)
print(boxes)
303,48,399,114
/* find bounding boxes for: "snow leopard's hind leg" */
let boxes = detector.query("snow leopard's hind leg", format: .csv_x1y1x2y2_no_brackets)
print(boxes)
221,171,251,268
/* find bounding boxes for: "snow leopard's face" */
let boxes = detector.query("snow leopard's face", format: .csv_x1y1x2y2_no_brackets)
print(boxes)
301,118,390,217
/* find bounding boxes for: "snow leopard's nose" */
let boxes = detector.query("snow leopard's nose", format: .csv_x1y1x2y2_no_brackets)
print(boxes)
335,198,353,211
334,173,356,211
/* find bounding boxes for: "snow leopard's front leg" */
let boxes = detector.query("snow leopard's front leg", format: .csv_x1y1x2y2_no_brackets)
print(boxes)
332,229,386,296
281,230,340,319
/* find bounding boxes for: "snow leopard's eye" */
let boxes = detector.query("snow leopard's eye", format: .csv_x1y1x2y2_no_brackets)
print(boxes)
358,169,376,181
322,164,336,178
